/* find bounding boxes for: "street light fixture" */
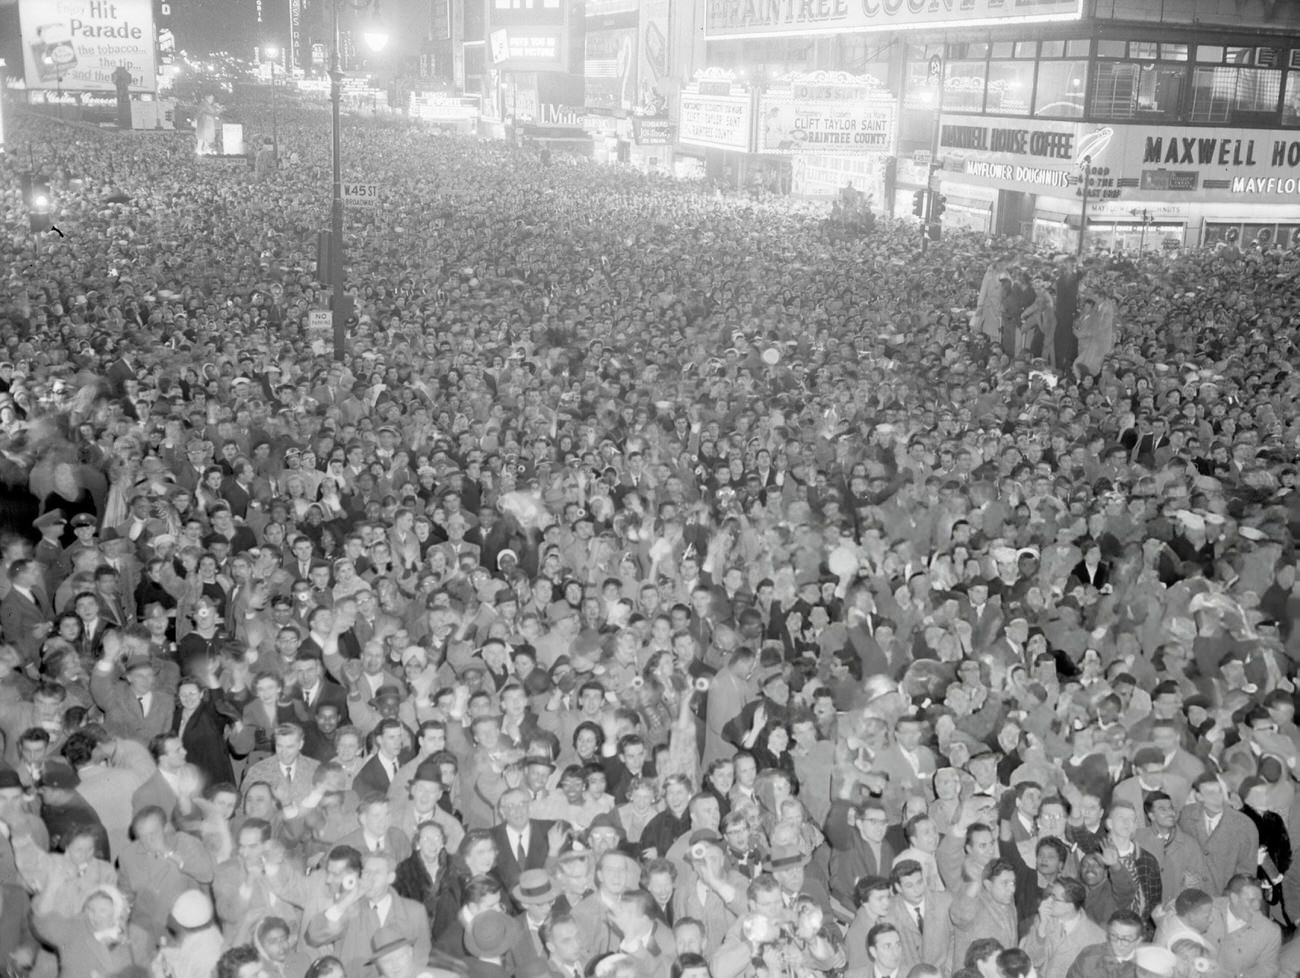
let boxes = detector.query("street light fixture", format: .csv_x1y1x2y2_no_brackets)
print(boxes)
363,12,390,53
328,0,387,361
263,44,280,164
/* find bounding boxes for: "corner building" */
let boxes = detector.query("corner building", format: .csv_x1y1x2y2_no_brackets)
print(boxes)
696,0,1300,249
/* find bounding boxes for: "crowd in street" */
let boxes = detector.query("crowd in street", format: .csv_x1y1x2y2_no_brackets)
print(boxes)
0,97,1298,978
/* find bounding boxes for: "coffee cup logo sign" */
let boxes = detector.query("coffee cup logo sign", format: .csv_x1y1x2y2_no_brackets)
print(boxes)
1075,127,1114,164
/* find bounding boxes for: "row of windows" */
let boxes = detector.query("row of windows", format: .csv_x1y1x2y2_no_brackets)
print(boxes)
900,44,1300,125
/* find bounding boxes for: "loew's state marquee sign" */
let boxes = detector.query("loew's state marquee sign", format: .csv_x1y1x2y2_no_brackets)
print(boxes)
705,0,1082,40
757,71,896,155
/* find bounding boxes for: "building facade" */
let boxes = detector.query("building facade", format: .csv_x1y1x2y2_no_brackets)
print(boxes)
687,0,1300,248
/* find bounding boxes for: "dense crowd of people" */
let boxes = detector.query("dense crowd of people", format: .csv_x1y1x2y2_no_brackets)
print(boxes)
0,93,1299,978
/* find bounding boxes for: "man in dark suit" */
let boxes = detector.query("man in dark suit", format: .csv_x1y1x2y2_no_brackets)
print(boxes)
294,652,350,722
104,353,137,398
352,717,407,803
131,733,186,819
490,788,555,892
1,559,52,664
435,875,538,970
825,798,896,909
844,585,891,676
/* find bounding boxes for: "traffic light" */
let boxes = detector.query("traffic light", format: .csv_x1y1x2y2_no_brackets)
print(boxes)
933,194,947,220
23,174,51,233
927,223,942,242
911,190,926,218
21,173,50,211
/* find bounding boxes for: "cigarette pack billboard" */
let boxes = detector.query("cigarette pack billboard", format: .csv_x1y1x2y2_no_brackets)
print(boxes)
489,0,569,72
20,0,158,93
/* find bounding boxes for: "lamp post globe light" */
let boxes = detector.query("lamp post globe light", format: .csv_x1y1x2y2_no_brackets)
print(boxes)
328,0,388,361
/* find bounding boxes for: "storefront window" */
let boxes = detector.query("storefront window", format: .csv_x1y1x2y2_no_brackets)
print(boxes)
1283,73,1300,126
1191,66,1281,123
1090,62,1184,120
985,61,1034,115
1190,66,1235,121
1034,60,1088,117
1201,223,1237,247
1235,68,1282,116
946,42,989,60
944,60,988,113
903,58,939,110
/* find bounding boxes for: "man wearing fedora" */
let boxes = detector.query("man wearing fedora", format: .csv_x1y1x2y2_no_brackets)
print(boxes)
513,868,560,958
365,924,448,978
767,842,833,916
671,830,747,952
391,761,464,853
464,909,517,978
90,631,175,743
304,850,429,978
435,876,539,970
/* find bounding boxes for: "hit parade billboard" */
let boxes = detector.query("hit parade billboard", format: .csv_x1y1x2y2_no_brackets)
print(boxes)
20,0,158,93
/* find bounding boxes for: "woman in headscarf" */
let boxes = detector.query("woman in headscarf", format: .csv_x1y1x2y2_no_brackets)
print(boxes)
32,883,153,978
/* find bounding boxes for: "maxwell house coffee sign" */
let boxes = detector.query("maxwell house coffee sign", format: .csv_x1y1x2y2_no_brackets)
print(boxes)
705,0,1081,39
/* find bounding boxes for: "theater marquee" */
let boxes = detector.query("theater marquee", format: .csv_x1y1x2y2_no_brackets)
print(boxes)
705,0,1082,40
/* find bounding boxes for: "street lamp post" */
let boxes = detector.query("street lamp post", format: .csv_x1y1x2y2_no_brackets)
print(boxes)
329,0,387,362
1076,154,1092,257
264,45,280,164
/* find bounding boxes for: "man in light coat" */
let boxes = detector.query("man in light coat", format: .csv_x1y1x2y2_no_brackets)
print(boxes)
885,859,952,976
1177,775,1259,896
1023,877,1106,978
